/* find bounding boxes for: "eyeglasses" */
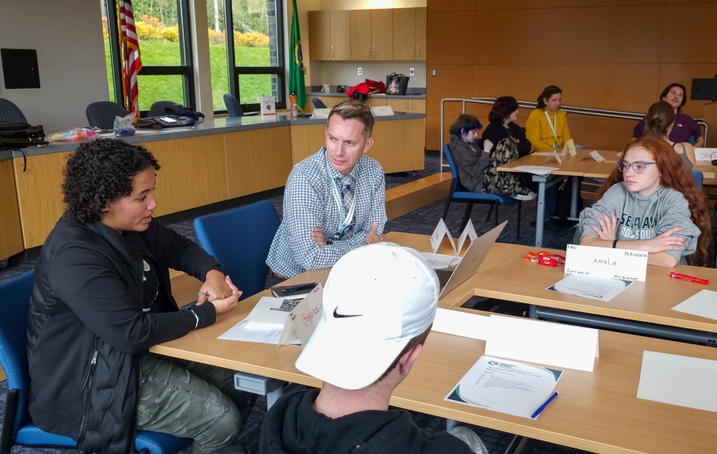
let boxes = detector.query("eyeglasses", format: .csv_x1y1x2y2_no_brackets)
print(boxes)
617,160,656,174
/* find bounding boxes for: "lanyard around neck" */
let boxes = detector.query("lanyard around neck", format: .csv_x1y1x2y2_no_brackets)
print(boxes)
544,110,557,139
325,151,357,238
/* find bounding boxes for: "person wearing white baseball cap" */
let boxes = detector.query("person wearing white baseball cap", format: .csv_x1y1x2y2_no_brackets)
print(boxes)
259,243,489,454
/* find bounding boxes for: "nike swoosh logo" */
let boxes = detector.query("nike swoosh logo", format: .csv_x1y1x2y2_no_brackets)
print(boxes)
333,307,362,319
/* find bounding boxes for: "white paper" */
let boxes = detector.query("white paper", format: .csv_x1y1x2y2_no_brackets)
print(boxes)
260,95,276,116
370,105,394,116
513,165,558,175
549,274,634,302
637,351,717,413
446,356,562,419
672,290,717,321
310,108,331,119
589,150,605,162
563,138,577,156
694,148,717,162
420,253,462,270
219,297,300,345
564,244,648,282
456,220,478,253
429,218,455,254
485,315,599,372
431,308,491,340
281,284,324,346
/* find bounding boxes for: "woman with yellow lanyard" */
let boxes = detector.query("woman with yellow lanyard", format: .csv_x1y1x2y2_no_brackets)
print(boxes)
525,85,572,152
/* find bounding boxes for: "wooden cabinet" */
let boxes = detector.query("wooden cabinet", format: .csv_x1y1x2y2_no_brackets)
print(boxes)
386,98,426,113
393,8,426,61
350,10,393,60
1,159,23,259
308,11,350,61
415,7,426,61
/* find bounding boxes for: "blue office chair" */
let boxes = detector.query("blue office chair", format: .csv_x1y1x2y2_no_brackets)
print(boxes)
692,171,703,189
0,270,192,454
86,101,129,129
194,200,280,299
223,94,244,118
311,97,327,109
442,144,521,238
0,98,28,123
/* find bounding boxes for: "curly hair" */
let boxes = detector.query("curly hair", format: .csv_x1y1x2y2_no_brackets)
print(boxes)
488,96,519,123
597,137,711,266
62,139,160,223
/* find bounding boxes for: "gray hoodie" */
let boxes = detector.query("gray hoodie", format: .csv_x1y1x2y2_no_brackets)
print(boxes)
579,182,699,263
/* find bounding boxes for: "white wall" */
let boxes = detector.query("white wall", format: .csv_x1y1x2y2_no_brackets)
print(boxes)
0,0,109,134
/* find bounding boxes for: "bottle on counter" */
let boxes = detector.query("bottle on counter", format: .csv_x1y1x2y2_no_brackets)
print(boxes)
289,91,298,119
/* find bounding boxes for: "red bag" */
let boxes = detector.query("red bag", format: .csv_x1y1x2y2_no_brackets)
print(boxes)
346,79,386,101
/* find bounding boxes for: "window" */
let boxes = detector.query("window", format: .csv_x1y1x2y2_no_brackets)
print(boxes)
102,0,195,111
207,0,285,112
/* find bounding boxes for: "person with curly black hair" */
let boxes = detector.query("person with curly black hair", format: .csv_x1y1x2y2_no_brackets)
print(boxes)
27,138,254,454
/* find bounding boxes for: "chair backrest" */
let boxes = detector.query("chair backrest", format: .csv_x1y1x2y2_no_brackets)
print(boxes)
692,171,704,189
223,94,244,118
0,270,35,434
0,98,28,123
86,101,128,129
148,100,181,117
311,97,327,109
442,144,470,195
194,200,280,299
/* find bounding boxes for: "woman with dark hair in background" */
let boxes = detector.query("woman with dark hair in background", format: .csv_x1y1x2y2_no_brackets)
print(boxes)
26,138,254,454
579,137,710,267
633,83,703,147
643,101,696,169
525,85,572,152
482,96,535,200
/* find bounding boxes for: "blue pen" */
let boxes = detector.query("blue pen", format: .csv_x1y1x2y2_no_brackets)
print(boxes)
531,391,559,419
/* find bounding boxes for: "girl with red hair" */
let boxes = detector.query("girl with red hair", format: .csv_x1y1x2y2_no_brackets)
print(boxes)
579,137,710,267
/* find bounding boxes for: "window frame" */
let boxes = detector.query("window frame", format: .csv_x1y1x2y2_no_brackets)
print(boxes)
104,0,196,112
223,0,286,113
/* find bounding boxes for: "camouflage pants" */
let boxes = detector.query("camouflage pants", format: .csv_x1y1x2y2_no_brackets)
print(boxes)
137,353,255,454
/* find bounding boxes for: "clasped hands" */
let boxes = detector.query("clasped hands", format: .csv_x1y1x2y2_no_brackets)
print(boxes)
590,212,686,253
310,222,384,246
196,269,241,315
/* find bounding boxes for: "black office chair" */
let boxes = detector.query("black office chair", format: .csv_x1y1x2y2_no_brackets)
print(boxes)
311,97,327,109
0,98,28,123
86,101,128,129
223,94,244,117
148,100,182,117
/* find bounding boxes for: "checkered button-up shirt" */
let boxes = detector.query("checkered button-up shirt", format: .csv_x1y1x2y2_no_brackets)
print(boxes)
266,148,387,278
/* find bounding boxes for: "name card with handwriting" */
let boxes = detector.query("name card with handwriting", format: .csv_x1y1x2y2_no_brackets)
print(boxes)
694,148,717,162
279,284,323,346
564,244,648,281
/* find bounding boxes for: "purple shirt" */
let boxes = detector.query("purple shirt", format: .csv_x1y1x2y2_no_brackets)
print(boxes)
633,113,702,143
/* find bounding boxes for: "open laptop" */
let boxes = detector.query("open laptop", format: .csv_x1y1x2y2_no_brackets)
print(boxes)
434,221,507,297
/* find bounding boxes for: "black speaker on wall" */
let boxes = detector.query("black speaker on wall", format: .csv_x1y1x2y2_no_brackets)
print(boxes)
1,48,41,89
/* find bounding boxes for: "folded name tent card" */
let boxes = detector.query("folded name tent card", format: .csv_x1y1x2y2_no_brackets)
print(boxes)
260,95,276,117
589,150,605,163
431,308,491,341
545,151,562,165
279,283,324,346
637,351,717,413
672,290,717,321
429,218,477,255
694,147,717,162
219,296,300,345
446,355,562,419
563,138,577,157
564,243,648,282
370,105,394,117
485,315,599,372
310,108,331,119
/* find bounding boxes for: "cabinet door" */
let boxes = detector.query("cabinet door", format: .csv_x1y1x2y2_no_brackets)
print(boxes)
393,8,416,60
329,11,350,60
409,99,426,113
309,11,330,61
386,98,409,113
350,10,372,60
415,7,426,61
365,98,387,110
371,9,394,60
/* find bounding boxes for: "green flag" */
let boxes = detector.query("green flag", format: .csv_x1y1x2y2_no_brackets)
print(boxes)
289,0,306,111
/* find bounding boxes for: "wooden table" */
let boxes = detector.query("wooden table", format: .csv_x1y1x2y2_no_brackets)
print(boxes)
159,253,717,454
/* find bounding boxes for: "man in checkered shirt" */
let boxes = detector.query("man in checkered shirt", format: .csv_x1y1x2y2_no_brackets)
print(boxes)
266,100,387,279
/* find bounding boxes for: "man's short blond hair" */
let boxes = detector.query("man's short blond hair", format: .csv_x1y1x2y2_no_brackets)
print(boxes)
328,99,375,138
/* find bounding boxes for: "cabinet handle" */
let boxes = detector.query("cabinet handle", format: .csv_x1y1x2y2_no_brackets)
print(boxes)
372,48,376,58
367,49,370,58
325,49,329,58
331,47,335,58
416,47,420,58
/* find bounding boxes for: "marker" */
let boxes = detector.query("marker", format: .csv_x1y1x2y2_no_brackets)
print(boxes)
531,391,559,419
670,272,709,285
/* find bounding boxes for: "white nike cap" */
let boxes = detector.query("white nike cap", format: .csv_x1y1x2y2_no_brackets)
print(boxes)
295,242,439,390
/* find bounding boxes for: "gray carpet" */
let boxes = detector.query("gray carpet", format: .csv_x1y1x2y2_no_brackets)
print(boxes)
0,153,589,454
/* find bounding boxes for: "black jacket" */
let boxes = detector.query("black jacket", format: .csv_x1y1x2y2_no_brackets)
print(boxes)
26,213,221,453
482,121,531,158
260,390,472,454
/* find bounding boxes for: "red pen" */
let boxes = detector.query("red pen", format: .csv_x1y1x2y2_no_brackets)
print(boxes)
670,272,709,285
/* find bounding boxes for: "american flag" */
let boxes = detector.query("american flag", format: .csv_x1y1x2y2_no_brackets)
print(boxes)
119,0,142,114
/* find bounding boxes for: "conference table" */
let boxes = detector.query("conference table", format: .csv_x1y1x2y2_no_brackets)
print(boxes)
499,150,717,247
154,233,717,453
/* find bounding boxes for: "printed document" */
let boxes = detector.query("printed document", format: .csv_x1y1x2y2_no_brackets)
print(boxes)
446,356,562,419
548,274,634,302
219,297,300,345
